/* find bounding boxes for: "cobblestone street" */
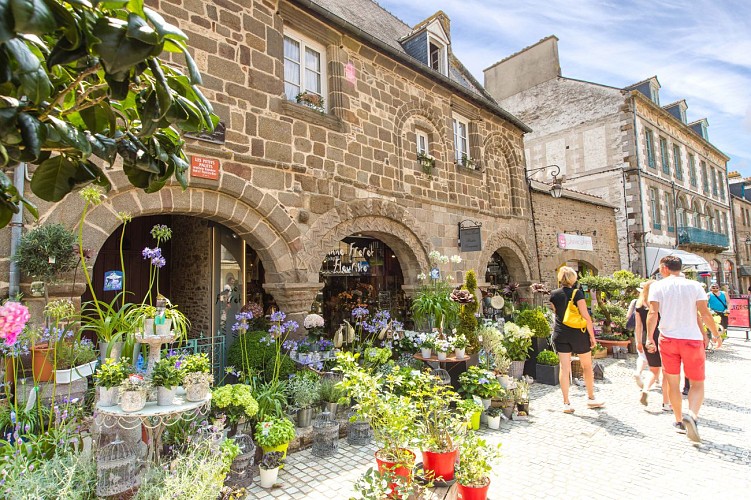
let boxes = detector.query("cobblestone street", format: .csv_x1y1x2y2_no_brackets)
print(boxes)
247,331,751,499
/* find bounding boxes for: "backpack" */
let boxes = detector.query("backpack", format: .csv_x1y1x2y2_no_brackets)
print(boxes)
625,299,637,331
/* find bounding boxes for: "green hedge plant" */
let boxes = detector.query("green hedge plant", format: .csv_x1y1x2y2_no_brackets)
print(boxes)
536,350,559,366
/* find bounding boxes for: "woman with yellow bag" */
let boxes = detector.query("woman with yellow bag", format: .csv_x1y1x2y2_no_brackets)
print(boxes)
549,266,605,413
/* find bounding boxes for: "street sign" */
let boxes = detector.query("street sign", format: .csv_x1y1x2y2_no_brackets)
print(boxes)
190,156,220,180
728,295,750,328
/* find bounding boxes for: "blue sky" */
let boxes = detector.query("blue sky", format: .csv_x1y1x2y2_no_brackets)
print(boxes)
379,0,751,176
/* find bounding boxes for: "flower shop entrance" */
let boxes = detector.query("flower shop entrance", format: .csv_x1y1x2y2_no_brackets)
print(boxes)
83,215,270,361
318,235,406,334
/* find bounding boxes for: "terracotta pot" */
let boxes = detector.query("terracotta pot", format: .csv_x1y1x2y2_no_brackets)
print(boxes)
457,477,490,500
422,448,458,481
375,449,415,498
31,343,54,382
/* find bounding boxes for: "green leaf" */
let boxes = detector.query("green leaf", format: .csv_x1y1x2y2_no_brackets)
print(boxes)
148,58,172,120
75,158,111,192
17,111,45,159
79,102,116,135
4,38,53,102
172,153,188,189
30,154,78,201
0,0,16,43
47,34,87,69
10,0,56,35
0,47,11,83
170,39,202,85
0,199,15,228
48,116,92,155
143,7,187,42
126,12,158,45
88,133,117,165
92,16,156,75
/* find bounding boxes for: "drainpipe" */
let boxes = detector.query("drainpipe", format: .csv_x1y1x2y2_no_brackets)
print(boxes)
671,181,679,249
8,163,26,298
620,168,632,269
631,95,649,277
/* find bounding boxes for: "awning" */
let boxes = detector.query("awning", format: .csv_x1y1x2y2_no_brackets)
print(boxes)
645,247,712,277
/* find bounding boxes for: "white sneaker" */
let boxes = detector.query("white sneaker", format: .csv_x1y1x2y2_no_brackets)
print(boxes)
587,398,605,409
563,403,575,414
662,403,672,412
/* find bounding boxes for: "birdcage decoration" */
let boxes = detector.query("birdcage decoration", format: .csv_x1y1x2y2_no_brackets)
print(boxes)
230,432,256,475
347,410,372,446
431,368,452,385
96,435,142,497
312,412,339,457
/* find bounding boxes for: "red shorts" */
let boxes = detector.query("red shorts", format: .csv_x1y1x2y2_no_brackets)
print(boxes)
659,336,705,381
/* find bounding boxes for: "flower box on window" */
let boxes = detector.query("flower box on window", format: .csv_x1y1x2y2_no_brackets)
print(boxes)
295,92,325,114
416,152,436,175
457,154,478,170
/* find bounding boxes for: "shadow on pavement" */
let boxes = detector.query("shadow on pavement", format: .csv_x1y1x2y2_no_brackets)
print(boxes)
572,410,647,439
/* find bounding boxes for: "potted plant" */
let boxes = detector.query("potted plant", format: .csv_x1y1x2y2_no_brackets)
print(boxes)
81,296,133,363
455,432,502,500
536,350,560,386
254,417,296,457
434,338,451,361
319,377,344,415
303,313,325,337
296,340,314,364
211,383,259,434
412,372,464,483
286,373,320,428
501,322,533,379
485,406,502,430
295,91,325,113
258,451,285,488
450,333,469,359
458,153,476,170
13,223,78,297
417,151,436,176
457,398,483,431
119,374,150,412
182,353,212,402
94,357,130,407
515,308,551,378
418,333,435,359
591,342,607,359
152,357,184,406
353,467,423,500
514,380,530,415
494,355,513,389
55,337,98,383
459,366,502,412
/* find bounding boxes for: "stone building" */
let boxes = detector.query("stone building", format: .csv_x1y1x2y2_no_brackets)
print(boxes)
529,181,620,286
729,173,751,292
1,1,539,354
484,36,735,286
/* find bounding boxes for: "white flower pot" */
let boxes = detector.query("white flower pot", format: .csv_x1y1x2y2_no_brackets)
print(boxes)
259,466,280,488
55,360,98,384
420,347,432,359
99,386,119,407
497,375,515,389
481,398,492,423
437,351,447,361
487,414,501,430
157,386,178,406
186,382,210,402
454,347,465,359
120,390,147,412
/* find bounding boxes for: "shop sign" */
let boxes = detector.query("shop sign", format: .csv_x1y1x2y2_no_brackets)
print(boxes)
557,233,593,251
103,270,123,292
728,296,750,328
458,220,482,252
322,243,375,275
185,121,226,144
190,156,220,180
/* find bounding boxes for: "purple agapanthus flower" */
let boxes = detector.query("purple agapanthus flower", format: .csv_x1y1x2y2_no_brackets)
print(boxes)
151,256,166,268
270,311,286,323
142,247,161,259
282,320,299,334
351,307,369,319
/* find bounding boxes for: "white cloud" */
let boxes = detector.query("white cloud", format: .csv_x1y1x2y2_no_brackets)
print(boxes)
379,0,751,175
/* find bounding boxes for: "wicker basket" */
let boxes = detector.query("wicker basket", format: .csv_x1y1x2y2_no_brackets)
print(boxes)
571,358,583,379
593,349,608,359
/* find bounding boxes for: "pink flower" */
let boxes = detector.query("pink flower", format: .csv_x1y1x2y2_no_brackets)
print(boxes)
0,302,30,346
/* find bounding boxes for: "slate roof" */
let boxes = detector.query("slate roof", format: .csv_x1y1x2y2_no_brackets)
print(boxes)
294,0,530,131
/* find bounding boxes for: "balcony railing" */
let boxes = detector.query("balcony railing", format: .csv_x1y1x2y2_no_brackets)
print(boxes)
677,226,729,250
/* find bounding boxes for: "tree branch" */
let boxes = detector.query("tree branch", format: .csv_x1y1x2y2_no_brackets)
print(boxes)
38,64,102,121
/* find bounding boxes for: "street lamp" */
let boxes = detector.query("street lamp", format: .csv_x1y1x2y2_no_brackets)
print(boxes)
526,164,563,198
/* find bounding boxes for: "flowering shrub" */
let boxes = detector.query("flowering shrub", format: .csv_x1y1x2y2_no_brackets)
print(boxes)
0,301,30,346
449,333,469,349
212,384,259,424
303,313,324,329
501,322,533,361
458,366,502,399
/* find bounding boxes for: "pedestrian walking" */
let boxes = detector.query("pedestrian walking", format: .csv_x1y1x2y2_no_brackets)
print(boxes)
627,296,648,388
634,280,671,411
549,266,604,413
647,256,722,443
707,283,729,330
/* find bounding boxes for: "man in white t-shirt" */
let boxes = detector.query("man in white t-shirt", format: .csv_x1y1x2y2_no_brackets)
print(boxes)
647,255,722,443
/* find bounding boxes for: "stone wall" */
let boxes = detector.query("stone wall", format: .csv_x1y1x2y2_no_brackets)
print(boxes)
531,190,621,286
170,216,212,337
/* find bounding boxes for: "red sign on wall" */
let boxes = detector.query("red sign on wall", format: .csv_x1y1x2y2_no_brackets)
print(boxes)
190,156,220,180
728,295,750,328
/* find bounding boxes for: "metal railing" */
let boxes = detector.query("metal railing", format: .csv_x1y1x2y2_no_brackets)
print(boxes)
677,226,730,249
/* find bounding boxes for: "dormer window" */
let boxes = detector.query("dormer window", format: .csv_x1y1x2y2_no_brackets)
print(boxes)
428,37,447,75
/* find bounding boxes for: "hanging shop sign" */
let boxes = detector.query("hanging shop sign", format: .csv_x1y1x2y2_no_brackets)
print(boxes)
728,295,750,328
557,233,593,251
458,220,482,252
321,242,375,276
190,156,220,180
185,121,226,144
103,270,123,292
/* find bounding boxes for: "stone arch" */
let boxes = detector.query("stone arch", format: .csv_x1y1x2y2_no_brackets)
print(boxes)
40,178,301,284
676,194,689,227
394,100,450,183
299,198,431,283
479,230,534,285
483,132,526,216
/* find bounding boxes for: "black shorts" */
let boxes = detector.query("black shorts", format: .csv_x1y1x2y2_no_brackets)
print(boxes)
552,329,590,355
643,329,661,368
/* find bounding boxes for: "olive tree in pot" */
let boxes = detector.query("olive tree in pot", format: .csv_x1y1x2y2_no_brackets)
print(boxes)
455,432,502,500
535,350,560,386
286,372,320,428
13,223,78,300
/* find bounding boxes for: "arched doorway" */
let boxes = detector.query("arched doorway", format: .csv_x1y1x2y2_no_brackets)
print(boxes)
485,251,511,287
318,235,406,333
83,215,269,367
